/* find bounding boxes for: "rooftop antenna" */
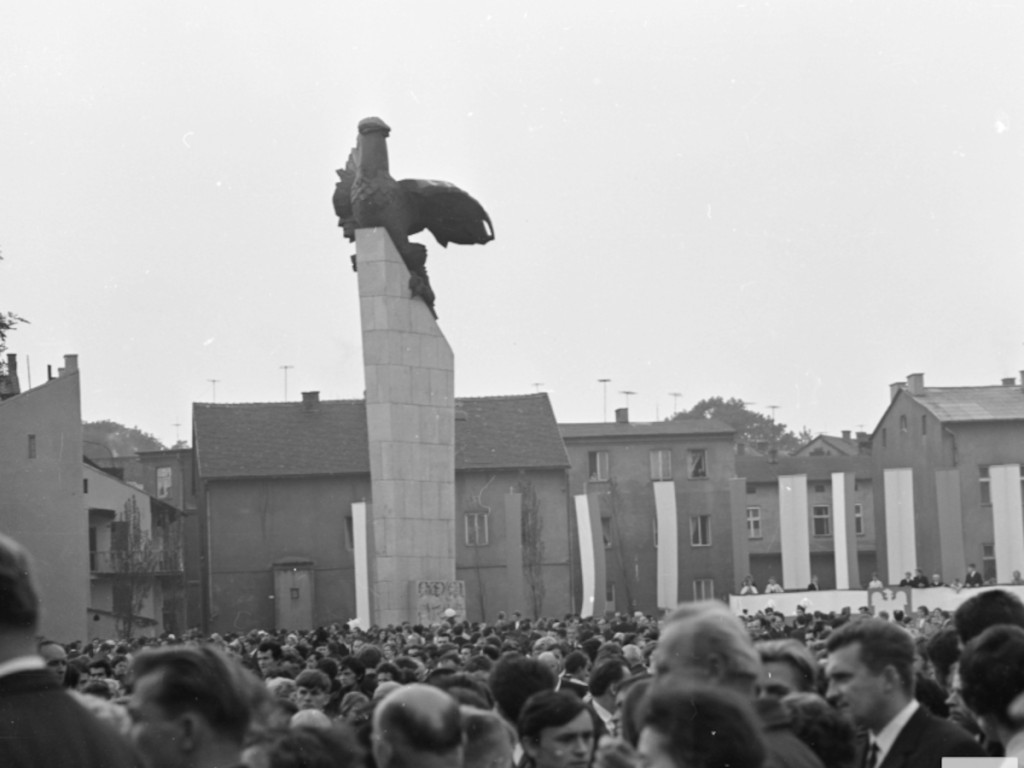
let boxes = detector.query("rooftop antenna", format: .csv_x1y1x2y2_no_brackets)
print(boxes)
669,391,683,415
598,378,611,422
208,379,220,403
280,365,294,400
620,390,636,409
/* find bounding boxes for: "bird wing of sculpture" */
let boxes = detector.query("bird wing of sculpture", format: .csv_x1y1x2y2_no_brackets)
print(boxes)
398,179,494,247
332,148,358,234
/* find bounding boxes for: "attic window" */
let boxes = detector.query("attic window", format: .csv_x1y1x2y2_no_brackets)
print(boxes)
900,415,908,434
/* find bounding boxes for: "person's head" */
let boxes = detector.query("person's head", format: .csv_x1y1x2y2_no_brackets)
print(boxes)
588,657,629,702
756,638,818,698
263,723,364,768
518,690,595,768
293,669,331,711
0,533,40,643
924,627,960,690
824,618,915,733
256,640,283,677
462,705,516,768
39,640,69,683
782,692,858,768
490,654,557,724
954,589,1024,645
615,674,652,747
128,645,258,768
651,601,762,697
959,624,1024,742
372,684,463,768
339,656,366,689
638,682,766,768
563,650,590,680
536,651,562,678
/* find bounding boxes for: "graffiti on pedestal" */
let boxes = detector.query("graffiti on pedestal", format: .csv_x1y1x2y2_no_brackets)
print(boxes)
414,580,466,625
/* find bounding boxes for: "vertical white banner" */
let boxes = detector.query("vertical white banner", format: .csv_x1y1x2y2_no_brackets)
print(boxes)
832,472,850,590
779,475,811,589
653,481,679,610
991,464,1024,584
351,502,370,630
574,494,597,618
884,469,917,581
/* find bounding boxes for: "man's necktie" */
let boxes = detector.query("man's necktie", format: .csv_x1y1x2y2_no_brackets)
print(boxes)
864,742,880,768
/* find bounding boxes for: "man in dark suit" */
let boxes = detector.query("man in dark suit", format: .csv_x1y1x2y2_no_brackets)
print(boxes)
964,563,984,588
824,618,984,768
0,533,140,768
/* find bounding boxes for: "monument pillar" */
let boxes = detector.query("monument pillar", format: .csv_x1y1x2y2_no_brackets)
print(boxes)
356,227,457,626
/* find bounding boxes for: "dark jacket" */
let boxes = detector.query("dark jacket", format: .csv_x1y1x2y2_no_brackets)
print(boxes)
861,706,985,768
0,669,141,768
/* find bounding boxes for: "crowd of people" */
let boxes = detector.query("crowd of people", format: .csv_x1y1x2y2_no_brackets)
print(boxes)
4,528,1024,768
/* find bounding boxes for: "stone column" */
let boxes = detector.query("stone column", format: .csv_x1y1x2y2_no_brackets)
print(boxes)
356,228,457,626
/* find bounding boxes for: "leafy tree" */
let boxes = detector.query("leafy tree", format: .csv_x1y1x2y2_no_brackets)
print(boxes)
671,396,802,453
84,420,167,457
0,253,27,361
112,496,157,640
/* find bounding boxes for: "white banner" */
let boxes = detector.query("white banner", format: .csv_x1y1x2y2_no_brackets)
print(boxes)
574,494,597,618
884,469,917,580
779,475,811,590
351,502,370,629
653,481,679,610
833,472,850,590
991,464,1024,584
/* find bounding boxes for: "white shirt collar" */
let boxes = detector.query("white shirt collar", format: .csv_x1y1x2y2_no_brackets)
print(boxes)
871,699,920,764
0,655,46,681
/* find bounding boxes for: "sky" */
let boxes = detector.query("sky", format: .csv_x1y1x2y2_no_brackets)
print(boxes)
2,1,1022,449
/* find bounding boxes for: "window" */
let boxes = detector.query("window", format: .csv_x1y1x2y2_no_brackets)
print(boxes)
854,504,865,536
693,578,715,601
606,582,616,603
979,466,990,505
900,415,908,433
27,434,36,459
465,511,489,546
746,483,757,494
343,516,355,550
690,515,711,546
813,484,826,494
601,517,613,549
812,505,832,536
746,507,762,539
650,449,672,481
156,466,172,499
687,449,708,479
983,544,997,582
588,451,609,481
83,478,89,494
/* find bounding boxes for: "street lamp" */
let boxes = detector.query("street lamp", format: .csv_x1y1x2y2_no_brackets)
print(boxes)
598,378,611,422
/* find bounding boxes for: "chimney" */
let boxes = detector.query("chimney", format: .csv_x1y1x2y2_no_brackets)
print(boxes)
60,354,78,377
615,407,629,424
841,430,851,441
768,447,778,464
890,381,904,400
906,373,924,395
1002,377,1016,387
301,391,320,410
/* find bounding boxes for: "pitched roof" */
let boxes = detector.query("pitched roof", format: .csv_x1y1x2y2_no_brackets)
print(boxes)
737,454,873,483
910,386,1024,423
791,434,859,457
559,418,734,442
194,393,568,480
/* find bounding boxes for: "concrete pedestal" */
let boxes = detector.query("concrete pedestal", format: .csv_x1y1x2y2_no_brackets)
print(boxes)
356,228,457,626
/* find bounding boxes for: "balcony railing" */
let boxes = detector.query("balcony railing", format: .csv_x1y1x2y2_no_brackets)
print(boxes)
90,549,184,575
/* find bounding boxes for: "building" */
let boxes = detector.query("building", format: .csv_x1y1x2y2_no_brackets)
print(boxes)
736,452,876,591
559,409,738,614
791,431,869,458
0,354,88,642
872,372,1024,585
84,461,185,638
192,392,571,632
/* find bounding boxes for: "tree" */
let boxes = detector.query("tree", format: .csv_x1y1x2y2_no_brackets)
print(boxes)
672,396,803,453
84,420,167,457
112,496,158,640
0,253,27,362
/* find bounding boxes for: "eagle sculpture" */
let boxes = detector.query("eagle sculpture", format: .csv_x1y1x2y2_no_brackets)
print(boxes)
333,117,494,317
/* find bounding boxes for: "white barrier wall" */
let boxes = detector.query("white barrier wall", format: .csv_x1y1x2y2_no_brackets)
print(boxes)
653,481,679,610
730,585,1024,617
779,475,811,590
991,464,1024,584
884,468,917,581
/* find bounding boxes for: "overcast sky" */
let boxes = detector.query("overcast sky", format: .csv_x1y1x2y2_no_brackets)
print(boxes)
2,1,1022,448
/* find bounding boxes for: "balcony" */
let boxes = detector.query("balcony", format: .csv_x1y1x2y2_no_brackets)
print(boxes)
90,548,184,575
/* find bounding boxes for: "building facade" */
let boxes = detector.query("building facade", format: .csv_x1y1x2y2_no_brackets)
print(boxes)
872,372,1024,585
560,409,738,614
192,393,571,633
0,354,88,642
